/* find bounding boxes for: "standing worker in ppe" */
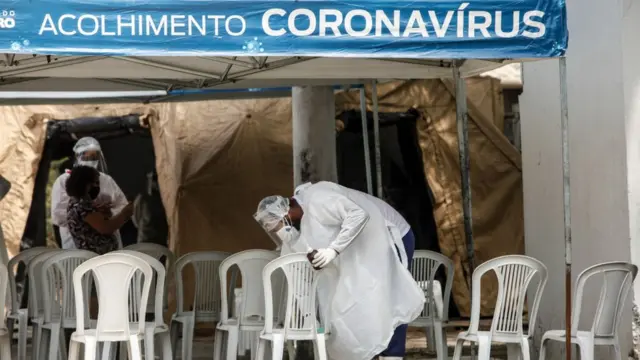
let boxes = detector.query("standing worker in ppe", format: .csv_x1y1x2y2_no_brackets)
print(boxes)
51,137,129,249
255,181,424,360
294,182,417,359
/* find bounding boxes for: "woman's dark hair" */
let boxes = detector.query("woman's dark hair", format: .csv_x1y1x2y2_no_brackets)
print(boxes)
65,165,99,198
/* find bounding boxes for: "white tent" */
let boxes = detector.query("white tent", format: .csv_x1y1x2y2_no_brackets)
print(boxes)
0,55,515,102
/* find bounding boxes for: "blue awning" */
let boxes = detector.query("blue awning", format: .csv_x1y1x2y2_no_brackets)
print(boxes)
0,0,567,59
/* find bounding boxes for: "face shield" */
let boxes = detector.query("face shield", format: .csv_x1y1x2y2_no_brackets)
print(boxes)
254,195,301,249
73,137,108,173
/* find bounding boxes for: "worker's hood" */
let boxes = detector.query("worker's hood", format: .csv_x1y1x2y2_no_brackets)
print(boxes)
0,175,10,202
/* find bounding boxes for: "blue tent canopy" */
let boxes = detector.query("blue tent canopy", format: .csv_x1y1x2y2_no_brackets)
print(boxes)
0,0,567,58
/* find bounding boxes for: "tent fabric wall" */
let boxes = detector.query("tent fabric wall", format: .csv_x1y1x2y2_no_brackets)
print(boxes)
0,77,522,318
335,79,524,317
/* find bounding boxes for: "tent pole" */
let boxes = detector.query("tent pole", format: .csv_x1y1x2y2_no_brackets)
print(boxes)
559,56,572,360
453,61,476,281
371,80,383,198
360,88,374,195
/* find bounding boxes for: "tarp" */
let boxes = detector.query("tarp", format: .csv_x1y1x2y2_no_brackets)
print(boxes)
0,77,522,317
0,0,567,58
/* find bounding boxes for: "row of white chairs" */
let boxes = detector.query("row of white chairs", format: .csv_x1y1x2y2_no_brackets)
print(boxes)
2,244,636,360
4,244,328,360
409,252,637,360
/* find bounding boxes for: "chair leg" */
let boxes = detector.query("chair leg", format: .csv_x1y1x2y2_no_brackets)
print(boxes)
314,334,327,360
0,333,11,360
159,332,173,360
286,341,295,360
181,320,194,360
85,339,98,360
452,339,464,360
577,341,594,360
613,341,622,360
33,323,42,360
225,328,239,360
507,344,521,360
19,315,27,360
520,340,530,360
477,336,491,360
144,330,155,360
271,334,284,360
213,329,224,360
255,339,266,360
68,340,80,360
433,326,446,360
47,326,62,360
129,337,143,360
169,322,179,360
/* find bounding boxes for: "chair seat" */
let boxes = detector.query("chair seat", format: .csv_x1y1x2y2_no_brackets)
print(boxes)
218,316,267,329
71,326,145,343
260,329,329,342
172,312,218,324
542,330,617,345
457,331,528,344
410,318,445,328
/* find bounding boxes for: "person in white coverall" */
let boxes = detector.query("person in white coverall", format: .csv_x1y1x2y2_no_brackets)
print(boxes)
50,137,128,249
255,181,424,360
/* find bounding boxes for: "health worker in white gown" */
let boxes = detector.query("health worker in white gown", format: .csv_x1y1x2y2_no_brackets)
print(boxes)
255,181,424,360
50,137,128,250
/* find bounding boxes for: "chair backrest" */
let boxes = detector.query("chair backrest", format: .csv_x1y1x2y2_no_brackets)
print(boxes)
73,253,153,341
124,243,175,271
114,250,166,326
262,253,321,334
7,247,56,314
219,249,278,323
40,250,98,326
27,250,62,319
174,251,230,321
468,255,548,338
411,250,454,322
572,261,637,337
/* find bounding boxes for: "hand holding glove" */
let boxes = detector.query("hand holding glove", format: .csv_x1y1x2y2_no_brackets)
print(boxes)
312,248,338,269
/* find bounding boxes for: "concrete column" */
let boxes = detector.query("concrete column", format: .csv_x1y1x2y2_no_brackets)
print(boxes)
292,86,337,186
520,0,639,357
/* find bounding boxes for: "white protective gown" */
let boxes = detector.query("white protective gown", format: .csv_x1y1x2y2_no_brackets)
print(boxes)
296,181,424,360
50,171,128,249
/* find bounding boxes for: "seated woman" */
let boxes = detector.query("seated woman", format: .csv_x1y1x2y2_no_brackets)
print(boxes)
65,165,134,254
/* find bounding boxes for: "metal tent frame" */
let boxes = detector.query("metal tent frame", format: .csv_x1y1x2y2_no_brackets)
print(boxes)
0,38,571,360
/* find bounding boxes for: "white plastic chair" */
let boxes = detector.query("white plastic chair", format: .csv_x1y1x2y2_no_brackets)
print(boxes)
124,244,174,317
452,255,548,360
27,250,63,360
170,251,230,360
255,253,329,360
68,252,153,360
214,249,278,360
39,250,98,360
110,250,172,360
6,246,57,360
539,261,638,360
0,263,13,360
123,244,175,272
409,250,454,360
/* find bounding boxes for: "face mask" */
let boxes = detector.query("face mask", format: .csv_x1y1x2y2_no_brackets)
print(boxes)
88,186,100,200
77,160,99,169
276,226,300,244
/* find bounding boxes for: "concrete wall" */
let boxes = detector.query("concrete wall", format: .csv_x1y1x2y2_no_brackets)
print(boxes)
520,0,639,358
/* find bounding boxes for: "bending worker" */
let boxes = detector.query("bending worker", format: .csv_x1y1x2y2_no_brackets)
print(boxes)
255,181,424,360
51,137,128,249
